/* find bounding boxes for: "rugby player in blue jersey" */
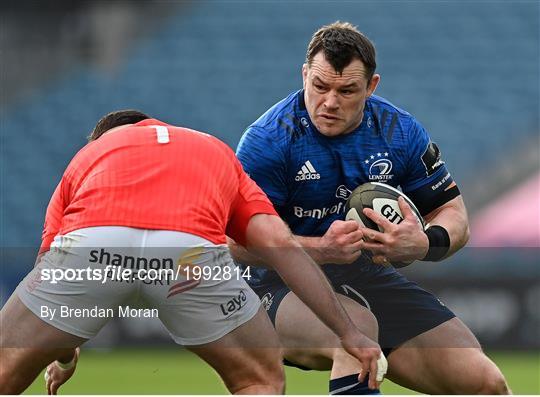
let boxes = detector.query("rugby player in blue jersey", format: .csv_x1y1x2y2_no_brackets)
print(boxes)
231,22,509,394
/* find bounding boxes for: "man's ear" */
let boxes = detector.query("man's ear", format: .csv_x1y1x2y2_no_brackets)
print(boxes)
302,63,308,89
367,74,381,96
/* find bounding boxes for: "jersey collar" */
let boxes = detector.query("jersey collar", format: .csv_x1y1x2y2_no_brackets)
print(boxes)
135,118,169,127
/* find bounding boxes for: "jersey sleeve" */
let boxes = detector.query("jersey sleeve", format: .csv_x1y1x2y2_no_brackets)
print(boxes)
226,156,278,247
401,120,459,216
40,178,69,254
236,126,288,207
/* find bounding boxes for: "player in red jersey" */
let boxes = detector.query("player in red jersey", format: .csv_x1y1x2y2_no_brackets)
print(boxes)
0,110,386,394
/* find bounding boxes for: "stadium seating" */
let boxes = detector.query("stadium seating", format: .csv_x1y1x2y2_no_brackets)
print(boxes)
1,1,538,248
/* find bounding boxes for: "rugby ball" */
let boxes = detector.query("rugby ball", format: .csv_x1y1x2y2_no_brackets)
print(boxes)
345,183,425,268
345,182,425,231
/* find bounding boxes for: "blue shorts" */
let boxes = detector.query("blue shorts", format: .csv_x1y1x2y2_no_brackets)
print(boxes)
250,264,455,367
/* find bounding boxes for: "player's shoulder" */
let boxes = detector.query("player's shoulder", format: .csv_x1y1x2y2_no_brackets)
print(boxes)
245,90,306,143
251,90,301,128
186,127,237,157
365,94,424,140
150,123,238,166
367,94,415,122
175,125,219,143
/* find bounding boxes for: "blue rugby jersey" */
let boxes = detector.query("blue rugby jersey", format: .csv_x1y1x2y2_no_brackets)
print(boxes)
236,90,456,285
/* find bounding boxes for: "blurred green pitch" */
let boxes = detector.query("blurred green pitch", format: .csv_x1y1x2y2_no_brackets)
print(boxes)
25,349,539,394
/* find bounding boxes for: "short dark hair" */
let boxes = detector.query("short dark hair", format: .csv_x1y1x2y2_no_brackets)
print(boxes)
306,21,376,80
88,109,150,141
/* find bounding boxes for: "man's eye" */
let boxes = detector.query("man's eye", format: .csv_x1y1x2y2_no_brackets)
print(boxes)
314,84,326,91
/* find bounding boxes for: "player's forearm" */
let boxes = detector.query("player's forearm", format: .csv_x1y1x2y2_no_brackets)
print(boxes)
291,235,328,265
229,232,335,268
276,250,357,338
428,210,469,258
424,196,470,259
253,238,357,338
227,237,271,268
245,215,358,337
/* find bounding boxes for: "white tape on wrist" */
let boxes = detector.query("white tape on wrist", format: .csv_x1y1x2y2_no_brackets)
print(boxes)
55,356,76,371
376,352,388,382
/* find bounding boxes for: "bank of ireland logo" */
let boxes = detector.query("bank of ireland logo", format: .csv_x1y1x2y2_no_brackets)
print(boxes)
365,152,393,181
335,185,352,200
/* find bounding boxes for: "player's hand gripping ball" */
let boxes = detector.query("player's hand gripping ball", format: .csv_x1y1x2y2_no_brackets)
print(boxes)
345,182,425,267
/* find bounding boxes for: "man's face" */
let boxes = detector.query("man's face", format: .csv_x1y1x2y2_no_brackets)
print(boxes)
302,52,380,137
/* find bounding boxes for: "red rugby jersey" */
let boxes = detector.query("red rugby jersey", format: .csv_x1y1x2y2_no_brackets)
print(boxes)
40,119,276,252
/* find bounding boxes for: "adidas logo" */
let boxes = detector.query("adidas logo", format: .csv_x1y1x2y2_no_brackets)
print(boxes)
295,160,321,181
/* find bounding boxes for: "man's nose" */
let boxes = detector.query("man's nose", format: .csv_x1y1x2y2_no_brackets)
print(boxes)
323,91,339,109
